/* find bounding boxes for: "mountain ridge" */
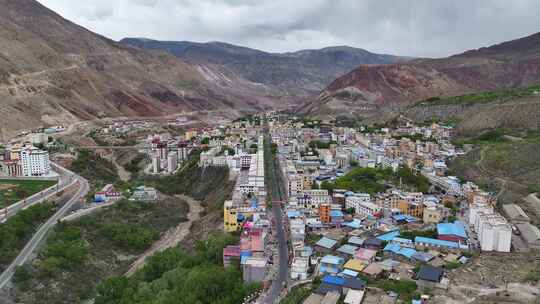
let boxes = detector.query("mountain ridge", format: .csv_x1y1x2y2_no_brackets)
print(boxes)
305,31,540,118
120,38,407,96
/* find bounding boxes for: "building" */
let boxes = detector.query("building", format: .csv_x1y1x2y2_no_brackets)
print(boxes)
437,221,467,243
223,245,241,267
242,257,267,282
319,204,331,223
291,257,309,280
319,255,345,274
469,203,512,252
20,145,51,177
423,207,443,224
130,186,158,201
416,265,444,288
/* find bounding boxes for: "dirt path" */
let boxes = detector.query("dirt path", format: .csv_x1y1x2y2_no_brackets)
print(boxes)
125,194,203,276
112,154,131,182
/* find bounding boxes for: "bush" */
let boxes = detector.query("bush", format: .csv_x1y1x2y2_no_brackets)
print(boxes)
94,232,258,304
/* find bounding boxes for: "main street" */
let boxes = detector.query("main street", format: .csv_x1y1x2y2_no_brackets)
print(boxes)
262,126,289,304
0,164,89,289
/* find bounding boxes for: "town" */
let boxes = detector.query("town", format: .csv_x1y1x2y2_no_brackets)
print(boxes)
1,112,540,304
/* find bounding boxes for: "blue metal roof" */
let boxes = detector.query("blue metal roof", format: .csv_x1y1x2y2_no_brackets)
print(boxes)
383,243,417,258
377,230,400,241
392,237,413,244
337,244,358,255
321,255,344,265
287,210,301,218
437,221,467,238
330,210,344,217
323,275,346,286
345,219,362,229
316,237,338,249
341,269,359,277
415,236,459,249
348,236,364,246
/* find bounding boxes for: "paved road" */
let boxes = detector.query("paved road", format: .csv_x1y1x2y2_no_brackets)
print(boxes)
0,164,89,289
263,130,289,304
0,164,77,222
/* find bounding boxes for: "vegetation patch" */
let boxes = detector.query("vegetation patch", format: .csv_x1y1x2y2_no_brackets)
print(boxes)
0,202,56,271
321,167,430,194
70,149,119,186
0,179,56,208
14,198,188,304
94,232,260,304
417,85,540,106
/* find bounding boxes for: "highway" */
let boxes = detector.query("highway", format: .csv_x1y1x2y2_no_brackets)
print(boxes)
263,129,289,304
0,164,78,222
0,164,89,289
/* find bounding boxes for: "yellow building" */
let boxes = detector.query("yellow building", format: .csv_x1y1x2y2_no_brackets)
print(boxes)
184,130,198,141
423,207,442,224
343,259,365,272
397,200,424,218
223,200,257,232
224,200,240,232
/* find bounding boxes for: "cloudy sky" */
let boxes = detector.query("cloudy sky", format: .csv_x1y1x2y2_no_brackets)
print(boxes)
37,0,540,57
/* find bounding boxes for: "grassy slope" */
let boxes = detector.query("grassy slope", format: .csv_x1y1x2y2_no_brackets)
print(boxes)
416,85,540,106
15,198,189,304
449,130,540,220
0,179,56,208
0,202,56,271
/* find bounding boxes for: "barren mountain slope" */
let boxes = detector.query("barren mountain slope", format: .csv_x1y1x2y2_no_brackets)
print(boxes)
305,31,540,118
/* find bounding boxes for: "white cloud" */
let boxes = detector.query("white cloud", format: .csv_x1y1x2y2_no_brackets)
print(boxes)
37,0,540,57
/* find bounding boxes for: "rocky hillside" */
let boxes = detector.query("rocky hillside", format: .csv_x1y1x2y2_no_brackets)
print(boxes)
305,31,540,118
121,38,405,96
0,0,287,136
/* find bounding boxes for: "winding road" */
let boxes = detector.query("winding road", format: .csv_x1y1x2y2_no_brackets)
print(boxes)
0,164,89,289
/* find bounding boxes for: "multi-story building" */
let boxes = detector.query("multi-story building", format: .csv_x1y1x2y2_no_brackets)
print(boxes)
20,145,50,177
345,193,371,212
469,203,511,252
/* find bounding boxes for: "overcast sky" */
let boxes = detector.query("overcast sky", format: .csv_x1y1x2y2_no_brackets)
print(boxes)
37,0,540,58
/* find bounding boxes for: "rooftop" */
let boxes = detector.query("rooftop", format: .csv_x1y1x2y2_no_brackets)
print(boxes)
316,237,339,249
437,221,467,238
321,255,344,265
417,265,444,282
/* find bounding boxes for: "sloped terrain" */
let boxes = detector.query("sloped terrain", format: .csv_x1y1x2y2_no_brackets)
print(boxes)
305,31,540,118
121,38,406,97
0,0,279,137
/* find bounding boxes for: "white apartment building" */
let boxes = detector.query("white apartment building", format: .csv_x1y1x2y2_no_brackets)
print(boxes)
167,151,178,173
469,203,512,252
20,146,50,177
298,189,331,210
356,201,382,217
345,193,371,212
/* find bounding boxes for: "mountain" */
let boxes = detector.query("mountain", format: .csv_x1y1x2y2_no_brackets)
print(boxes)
304,31,540,119
0,0,286,136
120,38,406,96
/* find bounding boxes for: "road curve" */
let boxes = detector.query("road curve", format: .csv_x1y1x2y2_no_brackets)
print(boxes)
0,169,77,222
0,164,89,290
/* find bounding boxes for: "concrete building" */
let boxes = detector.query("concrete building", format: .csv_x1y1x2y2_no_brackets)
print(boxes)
470,204,511,252
242,257,267,283
423,207,443,224
291,257,309,280
167,151,178,173
20,145,50,176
